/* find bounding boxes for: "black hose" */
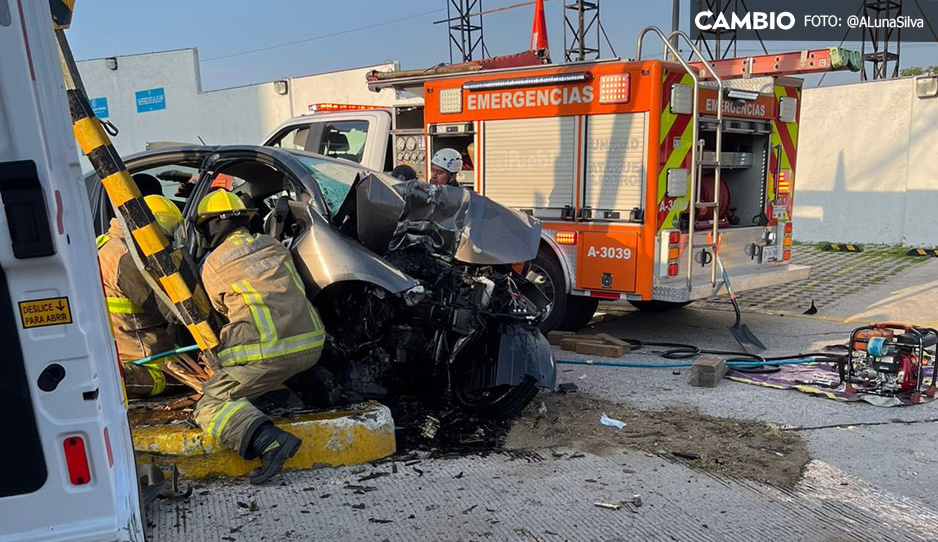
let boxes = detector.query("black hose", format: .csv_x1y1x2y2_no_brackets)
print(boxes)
620,338,846,374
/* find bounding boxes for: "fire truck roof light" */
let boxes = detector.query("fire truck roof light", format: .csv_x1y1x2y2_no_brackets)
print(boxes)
308,103,384,113
725,89,760,101
463,72,590,92
555,231,577,245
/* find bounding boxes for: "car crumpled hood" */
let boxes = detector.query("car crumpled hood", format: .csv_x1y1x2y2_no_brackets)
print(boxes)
354,175,542,265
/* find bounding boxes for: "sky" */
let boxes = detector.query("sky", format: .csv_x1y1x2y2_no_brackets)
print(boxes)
66,0,938,91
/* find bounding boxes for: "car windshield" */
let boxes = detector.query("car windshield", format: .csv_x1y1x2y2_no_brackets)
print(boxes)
294,154,362,218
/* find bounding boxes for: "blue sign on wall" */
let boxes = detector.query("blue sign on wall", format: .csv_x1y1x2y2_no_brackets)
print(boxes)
89,97,109,118
135,88,166,113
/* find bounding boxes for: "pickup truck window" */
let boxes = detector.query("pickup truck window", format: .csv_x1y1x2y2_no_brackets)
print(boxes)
270,120,370,165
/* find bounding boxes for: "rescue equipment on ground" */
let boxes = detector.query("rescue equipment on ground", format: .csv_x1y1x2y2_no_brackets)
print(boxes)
841,323,938,402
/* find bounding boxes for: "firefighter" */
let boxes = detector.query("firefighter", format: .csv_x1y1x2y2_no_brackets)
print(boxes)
428,148,463,187
98,195,184,398
192,189,325,485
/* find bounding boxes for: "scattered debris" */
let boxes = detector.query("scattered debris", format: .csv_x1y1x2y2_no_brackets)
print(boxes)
462,505,478,514
594,502,622,510
454,472,465,479
358,472,390,482
413,467,424,477
631,495,643,507
343,484,378,493
351,504,366,510
624,502,639,513
558,382,578,393
672,451,701,461
600,413,626,429
537,402,548,415
369,518,393,524
320,494,331,499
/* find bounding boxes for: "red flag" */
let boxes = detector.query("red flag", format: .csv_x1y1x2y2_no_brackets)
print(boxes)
530,0,549,53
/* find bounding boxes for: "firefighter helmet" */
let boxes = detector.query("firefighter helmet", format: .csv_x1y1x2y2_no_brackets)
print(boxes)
195,189,256,225
144,195,183,235
430,148,463,173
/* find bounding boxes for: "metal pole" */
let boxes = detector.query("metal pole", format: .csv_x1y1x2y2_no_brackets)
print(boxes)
670,0,680,56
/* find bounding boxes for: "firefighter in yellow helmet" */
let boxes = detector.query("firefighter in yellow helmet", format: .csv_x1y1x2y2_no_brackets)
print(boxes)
98,195,184,398
192,189,325,485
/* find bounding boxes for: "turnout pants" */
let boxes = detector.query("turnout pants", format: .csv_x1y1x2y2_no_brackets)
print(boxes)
194,348,319,457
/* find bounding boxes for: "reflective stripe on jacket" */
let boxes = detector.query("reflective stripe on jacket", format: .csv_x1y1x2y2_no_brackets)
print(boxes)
201,229,324,367
97,218,175,363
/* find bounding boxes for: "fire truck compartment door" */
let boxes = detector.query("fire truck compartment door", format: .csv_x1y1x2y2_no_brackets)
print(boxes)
482,116,576,216
583,113,646,219
577,231,639,292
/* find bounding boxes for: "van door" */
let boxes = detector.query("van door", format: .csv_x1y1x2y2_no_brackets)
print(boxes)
1,2,144,540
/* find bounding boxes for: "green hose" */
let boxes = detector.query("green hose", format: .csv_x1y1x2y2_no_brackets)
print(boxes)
132,344,200,365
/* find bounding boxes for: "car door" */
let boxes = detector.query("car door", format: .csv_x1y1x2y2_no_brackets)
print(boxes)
85,148,214,237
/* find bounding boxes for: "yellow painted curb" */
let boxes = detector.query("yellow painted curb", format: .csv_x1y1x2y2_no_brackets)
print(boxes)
133,402,396,479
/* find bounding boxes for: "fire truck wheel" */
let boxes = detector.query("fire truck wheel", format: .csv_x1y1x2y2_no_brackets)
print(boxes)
627,300,692,312
530,249,572,332
565,297,599,331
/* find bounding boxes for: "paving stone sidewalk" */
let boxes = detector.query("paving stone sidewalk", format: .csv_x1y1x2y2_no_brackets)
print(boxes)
696,244,932,315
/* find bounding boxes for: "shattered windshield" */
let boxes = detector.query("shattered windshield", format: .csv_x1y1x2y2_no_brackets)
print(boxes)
294,155,360,218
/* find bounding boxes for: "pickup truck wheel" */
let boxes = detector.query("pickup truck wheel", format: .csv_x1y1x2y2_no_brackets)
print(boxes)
453,377,539,420
628,300,692,311
529,250,570,332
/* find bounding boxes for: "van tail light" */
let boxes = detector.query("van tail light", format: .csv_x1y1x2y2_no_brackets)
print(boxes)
555,231,577,245
667,263,679,276
63,436,91,485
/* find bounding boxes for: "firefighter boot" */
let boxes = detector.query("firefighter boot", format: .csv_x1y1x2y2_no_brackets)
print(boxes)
246,423,301,485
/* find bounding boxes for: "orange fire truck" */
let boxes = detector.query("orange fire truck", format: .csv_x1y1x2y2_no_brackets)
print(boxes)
267,28,860,331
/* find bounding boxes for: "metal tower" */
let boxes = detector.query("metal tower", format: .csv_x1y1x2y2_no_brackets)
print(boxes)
446,0,487,63
692,0,768,61
860,0,902,80
563,0,600,61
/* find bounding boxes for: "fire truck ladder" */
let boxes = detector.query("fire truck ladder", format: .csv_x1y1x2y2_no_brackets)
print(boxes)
637,27,725,289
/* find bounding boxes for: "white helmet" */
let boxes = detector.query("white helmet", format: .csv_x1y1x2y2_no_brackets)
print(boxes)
430,148,463,173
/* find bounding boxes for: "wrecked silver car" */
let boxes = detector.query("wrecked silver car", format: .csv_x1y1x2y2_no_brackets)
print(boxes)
87,146,555,418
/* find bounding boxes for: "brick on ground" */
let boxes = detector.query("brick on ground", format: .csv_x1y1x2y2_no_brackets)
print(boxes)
689,354,727,388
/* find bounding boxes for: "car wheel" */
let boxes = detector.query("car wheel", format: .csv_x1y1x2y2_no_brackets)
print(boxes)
453,376,539,420
528,250,570,332
627,300,693,311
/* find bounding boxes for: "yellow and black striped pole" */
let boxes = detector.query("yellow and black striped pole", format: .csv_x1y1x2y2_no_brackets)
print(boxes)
51,1,219,355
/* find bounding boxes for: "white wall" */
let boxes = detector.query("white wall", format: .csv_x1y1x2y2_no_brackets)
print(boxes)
76,48,402,170
795,77,938,247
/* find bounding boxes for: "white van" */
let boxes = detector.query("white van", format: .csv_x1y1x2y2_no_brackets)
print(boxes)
0,1,144,540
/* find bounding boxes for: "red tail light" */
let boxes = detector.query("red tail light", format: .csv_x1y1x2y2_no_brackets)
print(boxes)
555,231,577,245
668,231,680,244
63,436,91,485
667,263,679,276
783,250,791,261
784,222,793,234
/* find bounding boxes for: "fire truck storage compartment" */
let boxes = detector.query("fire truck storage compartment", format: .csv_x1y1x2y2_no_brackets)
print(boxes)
582,113,646,222
698,119,771,228
577,231,639,292
429,122,475,187
481,116,576,219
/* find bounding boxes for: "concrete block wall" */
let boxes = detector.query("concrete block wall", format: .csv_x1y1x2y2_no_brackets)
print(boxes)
76,49,402,170
795,77,938,247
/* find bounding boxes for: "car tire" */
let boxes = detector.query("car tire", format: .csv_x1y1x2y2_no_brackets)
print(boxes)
627,300,693,311
454,377,539,420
